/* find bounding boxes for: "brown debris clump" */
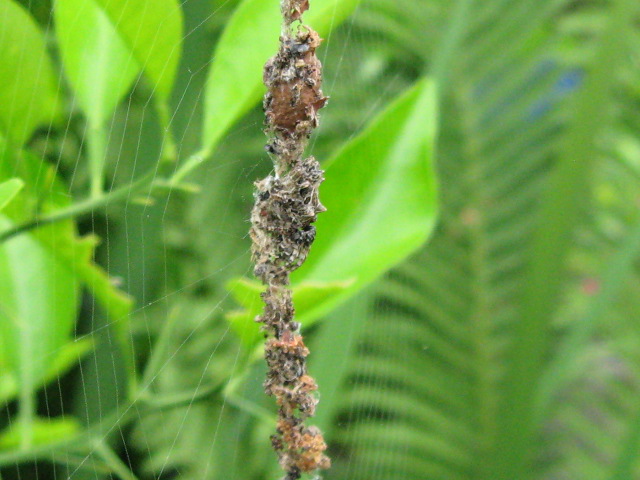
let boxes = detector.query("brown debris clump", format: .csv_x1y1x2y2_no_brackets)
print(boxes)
250,1,330,479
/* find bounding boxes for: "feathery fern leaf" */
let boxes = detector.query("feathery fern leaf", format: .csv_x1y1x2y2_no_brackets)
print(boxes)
320,1,639,479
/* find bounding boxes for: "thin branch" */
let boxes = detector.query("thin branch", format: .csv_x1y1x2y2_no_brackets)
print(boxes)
0,170,157,244
93,441,140,480
87,124,108,198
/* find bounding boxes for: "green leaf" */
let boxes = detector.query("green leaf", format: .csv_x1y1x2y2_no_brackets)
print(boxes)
0,0,59,144
84,0,184,101
226,277,353,349
0,214,80,434
0,338,93,405
55,0,141,127
0,141,134,385
0,179,24,212
309,290,372,434
0,417,82,450
35,229,133,326
293,77,439,308
200,0,361,157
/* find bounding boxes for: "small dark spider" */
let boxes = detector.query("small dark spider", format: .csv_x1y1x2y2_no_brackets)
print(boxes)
285,467,302,480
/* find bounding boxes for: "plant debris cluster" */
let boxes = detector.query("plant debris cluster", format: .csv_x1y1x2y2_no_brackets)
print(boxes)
250,1,330,479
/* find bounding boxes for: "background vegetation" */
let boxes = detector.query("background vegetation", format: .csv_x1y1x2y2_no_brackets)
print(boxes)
1,0,640,479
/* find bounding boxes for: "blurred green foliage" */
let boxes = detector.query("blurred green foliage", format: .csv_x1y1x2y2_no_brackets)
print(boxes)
1,0,640,479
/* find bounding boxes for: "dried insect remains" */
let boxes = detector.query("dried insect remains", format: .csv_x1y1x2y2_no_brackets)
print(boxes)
249,0,330,478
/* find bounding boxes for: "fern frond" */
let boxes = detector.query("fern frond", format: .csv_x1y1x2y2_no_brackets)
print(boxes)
322,1,639,479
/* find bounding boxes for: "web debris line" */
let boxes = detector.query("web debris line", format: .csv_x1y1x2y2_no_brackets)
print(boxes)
250,1,331,478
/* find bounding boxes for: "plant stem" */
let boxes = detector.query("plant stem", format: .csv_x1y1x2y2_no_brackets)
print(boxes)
0,98,213,244
0,170,157,244
0,126,203,245
93,441,139,480
18,390,34,450
431,0,472,88
156,99,178,164
87,124,107,199
0,379,222,468
170,149,210,184
139,383,222,411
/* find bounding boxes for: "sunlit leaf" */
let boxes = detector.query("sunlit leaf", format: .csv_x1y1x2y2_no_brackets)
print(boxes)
0,215,80,412
55,0,140,126
294,77,438,310
226,78,438,345
0,0,59,144
0,179,24,212
0,141,134,385
87,0,183,101
0,338,93,405
0,417,82,450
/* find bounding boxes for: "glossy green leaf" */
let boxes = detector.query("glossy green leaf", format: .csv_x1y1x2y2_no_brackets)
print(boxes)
0,141,134,385
0,417,81,450
200,0,361,157
293,77,439,308
0,338,93,405
226,277,353,348
0,214,80,418
0,0,59,144
87,0,184,101
55,0,140,127
0,179,24,211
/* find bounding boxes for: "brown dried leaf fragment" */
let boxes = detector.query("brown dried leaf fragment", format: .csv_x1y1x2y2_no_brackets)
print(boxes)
263,28,327,155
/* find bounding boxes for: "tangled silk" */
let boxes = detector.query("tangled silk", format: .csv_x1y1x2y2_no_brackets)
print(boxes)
249,1,330,479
